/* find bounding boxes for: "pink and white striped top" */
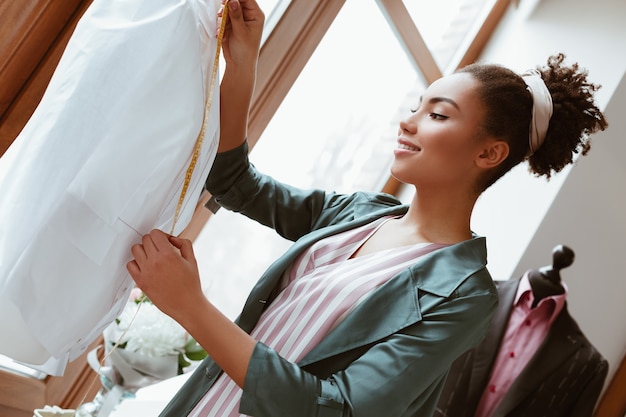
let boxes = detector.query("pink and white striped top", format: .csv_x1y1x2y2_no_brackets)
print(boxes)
189,216,448,416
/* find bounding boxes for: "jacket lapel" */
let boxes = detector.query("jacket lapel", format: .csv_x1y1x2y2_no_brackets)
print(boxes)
298,265,421,366
299,235,488,367
464,278,519,409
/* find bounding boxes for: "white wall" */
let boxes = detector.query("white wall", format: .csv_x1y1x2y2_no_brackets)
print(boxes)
471,0,626,387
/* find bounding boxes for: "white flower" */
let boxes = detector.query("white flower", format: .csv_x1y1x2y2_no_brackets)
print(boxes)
110,302,188,357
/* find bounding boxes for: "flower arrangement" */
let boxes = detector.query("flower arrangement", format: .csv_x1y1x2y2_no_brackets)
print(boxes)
76,289,207,416
107,288,207,378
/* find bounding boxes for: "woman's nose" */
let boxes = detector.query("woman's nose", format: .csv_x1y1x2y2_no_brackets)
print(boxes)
399,116,417,135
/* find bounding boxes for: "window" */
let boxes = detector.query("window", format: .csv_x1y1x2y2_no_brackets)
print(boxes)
193,0,501,318
402,0,497,73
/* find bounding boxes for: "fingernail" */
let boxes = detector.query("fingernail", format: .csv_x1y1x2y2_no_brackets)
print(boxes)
229,0,238,11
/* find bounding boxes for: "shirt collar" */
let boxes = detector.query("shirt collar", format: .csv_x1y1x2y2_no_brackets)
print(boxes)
515,270,567,325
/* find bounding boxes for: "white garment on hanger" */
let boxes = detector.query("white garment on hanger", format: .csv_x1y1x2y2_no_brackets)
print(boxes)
0,0,220,375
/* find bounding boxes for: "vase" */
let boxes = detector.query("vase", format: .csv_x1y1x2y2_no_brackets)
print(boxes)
75,374,135,417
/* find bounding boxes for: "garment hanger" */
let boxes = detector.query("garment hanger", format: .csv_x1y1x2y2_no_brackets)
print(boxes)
527,244,574,308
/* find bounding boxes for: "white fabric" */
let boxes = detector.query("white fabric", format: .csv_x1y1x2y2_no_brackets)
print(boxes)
522,69,553,154
0,0,220,375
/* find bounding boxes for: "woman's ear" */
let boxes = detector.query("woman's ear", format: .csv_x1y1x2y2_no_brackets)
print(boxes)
476,140,509,169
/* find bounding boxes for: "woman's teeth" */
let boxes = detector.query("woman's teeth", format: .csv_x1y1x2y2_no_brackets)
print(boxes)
398,143,419,151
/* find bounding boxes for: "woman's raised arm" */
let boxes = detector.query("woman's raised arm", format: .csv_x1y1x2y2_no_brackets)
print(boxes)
219,0,265,152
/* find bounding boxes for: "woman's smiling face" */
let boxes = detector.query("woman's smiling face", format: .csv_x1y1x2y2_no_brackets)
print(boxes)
391,72,489,192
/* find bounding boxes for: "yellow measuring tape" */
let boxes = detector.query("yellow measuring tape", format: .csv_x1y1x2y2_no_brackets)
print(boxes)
169,1,229,235
75,4,230,412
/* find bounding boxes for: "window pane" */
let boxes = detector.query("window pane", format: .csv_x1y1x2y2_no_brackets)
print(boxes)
251,0,419,192
257,0,291,44
402,0,496,72
195,0,421,318
0,354,46,379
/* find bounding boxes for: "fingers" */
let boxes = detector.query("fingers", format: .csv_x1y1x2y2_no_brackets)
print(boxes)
126,259,140,277
140,232,158,256
127,229,178,275
217,0,234,18
228,0,240,14
227,0,264,30
148,229,172,250
169,235,196,263
130,240,146,261
225,0,243,32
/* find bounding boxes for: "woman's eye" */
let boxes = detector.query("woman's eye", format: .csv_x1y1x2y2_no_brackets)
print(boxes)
429,113,447,120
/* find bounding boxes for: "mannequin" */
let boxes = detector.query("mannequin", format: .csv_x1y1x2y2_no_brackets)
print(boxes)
527,244,572,307
0,0,221,375
435,245,608,417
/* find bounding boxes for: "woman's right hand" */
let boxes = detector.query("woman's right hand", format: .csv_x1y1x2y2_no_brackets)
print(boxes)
126,230,205,324
220,0,265,73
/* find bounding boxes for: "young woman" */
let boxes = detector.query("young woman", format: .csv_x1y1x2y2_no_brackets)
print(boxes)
127,1,608,416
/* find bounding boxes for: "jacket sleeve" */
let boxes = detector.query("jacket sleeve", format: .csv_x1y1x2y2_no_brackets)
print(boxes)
570,355,609,417
238,287,498,417
205,140,401,242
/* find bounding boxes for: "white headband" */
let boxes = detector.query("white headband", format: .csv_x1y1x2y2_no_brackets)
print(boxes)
521,69,553,155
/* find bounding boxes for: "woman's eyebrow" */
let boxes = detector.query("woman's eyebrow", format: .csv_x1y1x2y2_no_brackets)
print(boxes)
418,95,460,110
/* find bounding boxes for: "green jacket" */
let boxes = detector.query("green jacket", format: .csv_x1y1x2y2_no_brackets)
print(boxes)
160,141,498,417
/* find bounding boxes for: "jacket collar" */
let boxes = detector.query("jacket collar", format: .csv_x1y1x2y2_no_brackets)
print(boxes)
299,233,488,366
465,278,519,409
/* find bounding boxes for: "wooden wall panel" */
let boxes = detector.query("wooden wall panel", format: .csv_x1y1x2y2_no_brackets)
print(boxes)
0,369,46,412
0,339,102,416
0,0,81,116
0,0,92,156
595,352,626,416
0,404,35,417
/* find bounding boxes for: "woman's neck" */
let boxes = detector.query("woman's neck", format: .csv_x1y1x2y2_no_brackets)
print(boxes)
402,189,477,244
